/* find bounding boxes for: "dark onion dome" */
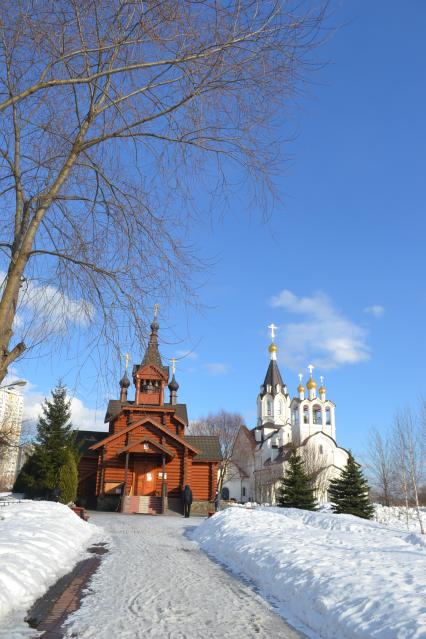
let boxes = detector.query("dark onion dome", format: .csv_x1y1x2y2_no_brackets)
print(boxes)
119,371,130,388
168,374,179,392
151,318,159,332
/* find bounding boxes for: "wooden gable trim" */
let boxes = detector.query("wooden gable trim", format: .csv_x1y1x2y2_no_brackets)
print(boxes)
117,436,175,458
89,415,200,454
136,363,168,380
129,416,200,453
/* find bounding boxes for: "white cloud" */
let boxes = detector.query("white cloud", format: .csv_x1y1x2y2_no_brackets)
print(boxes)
205,362,229,375
175,349,198,361
21,280,94,330
364,305,385,318
1,271,95,338
22,388,105,433
270,290,370,371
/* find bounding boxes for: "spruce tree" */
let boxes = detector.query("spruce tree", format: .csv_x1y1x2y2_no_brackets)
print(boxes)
328,452,374,519
59,448,78,504
276,448,317,511
14,383,76,499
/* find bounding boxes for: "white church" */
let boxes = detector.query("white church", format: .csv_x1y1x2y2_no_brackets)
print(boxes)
224,325,349,504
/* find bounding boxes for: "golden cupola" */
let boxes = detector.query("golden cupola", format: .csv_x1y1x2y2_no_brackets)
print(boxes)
306,364,317,398
306,376,317,390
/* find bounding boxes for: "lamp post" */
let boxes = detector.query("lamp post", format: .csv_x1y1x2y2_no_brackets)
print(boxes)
0,380,27,391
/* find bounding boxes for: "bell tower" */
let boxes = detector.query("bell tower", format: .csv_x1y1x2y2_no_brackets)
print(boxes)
255,324,292,443
132,307,169,406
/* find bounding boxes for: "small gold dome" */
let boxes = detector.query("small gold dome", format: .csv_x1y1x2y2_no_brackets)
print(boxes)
297,384,305,393
306,377,317,390
319,385,326,395
268,343,277,353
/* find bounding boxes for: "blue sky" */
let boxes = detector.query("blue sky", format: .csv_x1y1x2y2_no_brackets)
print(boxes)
13,1,426,457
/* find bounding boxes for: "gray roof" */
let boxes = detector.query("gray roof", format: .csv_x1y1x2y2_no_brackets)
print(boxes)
74,430,108,457
74,430,221,461
104,400,188,425
261,360,286,397
164,403,188,425
104,399,122,423
184,436,222,461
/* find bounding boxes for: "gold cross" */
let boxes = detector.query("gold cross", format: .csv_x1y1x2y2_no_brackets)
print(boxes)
154,303,159,317
171,357,176,375
124,353,129,372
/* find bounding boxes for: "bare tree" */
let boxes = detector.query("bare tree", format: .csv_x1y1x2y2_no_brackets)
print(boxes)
300,442,329,499
189,409,243,493
392,411,424,534
0,1,328,383
365,428,396,506
0,388,26,489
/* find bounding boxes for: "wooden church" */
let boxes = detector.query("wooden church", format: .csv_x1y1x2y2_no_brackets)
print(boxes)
75,314,221,515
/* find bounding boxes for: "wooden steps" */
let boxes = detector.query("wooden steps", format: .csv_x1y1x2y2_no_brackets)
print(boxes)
122,495,162,515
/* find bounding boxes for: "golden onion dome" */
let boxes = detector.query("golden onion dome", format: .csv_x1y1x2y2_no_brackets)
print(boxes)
297,383,305,393
306,377,317,390
268,342,277,353
319,385,326,395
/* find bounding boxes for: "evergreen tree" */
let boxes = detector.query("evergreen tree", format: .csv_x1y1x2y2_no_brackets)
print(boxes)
14,383,76,499
328,452,375,519
276,448,317,511
59,448,78,504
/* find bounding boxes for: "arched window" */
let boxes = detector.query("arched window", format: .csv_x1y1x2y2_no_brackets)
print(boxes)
278,400,282,416
267,400,272,416
303,405,309,424
319,445,323,455
313,405,322,425
325,407,331,425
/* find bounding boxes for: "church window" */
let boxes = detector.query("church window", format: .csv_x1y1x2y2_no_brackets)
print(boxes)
319,445,323,454
303,406,309,424
267,400,272,416
313,405,322,425
325,407,331,425
278,400,282,415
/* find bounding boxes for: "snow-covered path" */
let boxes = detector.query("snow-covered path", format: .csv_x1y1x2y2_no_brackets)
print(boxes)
64,513,303,639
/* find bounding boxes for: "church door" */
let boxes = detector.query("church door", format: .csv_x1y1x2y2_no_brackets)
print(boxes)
134,461,156,495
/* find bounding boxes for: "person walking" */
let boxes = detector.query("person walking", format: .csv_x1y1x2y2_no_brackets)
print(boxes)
182,484,193,518
214,491,220,512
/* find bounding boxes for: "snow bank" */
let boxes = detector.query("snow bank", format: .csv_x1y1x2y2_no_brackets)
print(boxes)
0,500,103,627
373,503,425,531
192,507,426,639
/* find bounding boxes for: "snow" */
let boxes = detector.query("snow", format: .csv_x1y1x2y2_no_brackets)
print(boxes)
192,506,426,639
373,503,426,532
64,512,301,638
0,499,103,636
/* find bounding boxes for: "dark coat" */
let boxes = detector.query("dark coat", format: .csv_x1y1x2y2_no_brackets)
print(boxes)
183,485,193,505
